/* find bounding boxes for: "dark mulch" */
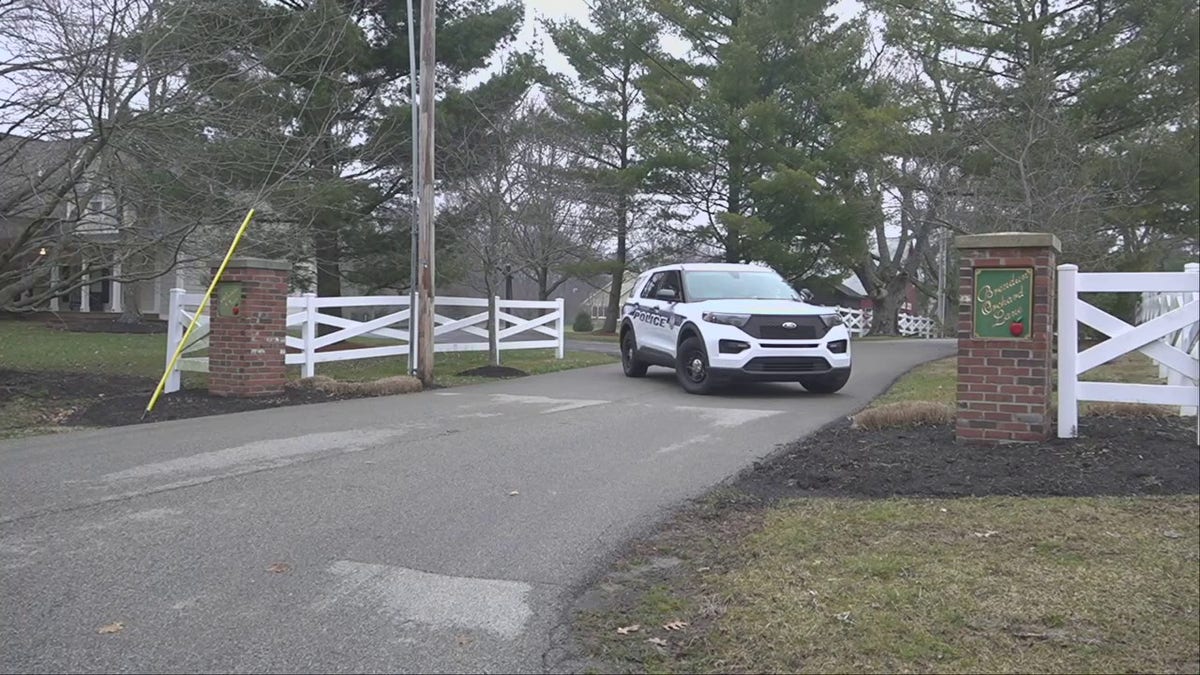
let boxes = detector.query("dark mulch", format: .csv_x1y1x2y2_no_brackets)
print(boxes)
67,386,355,427
11,314,169,334
0,369,156,404
55,320,167,334
456,365,528,378
1,368,366,429
739,416,1200,500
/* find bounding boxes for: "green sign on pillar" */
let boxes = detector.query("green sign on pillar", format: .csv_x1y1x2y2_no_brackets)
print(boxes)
216,281,244,318
973,268,1034,339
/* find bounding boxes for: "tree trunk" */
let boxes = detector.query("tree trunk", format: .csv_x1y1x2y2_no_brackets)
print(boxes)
602,198,628,333
116,278,143,324
868,275,908,335
537,265,549,301
314,217,342,336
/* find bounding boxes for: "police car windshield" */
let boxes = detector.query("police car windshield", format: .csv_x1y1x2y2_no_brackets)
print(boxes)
682,270,800,301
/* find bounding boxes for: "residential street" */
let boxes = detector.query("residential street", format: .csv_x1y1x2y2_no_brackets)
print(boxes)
0,339,954,674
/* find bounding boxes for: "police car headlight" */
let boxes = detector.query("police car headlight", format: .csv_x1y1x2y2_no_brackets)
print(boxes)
702,312,750,327
819,313,844,328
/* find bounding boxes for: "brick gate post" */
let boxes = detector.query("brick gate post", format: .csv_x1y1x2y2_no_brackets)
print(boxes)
207,257,291,398
955,233,1061,443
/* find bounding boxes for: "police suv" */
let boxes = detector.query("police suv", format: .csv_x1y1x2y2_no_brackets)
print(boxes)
619,262,852,395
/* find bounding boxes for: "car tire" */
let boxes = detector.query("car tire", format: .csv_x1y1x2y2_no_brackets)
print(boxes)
798,368,851,394
621,328,649,378
676,335,715,395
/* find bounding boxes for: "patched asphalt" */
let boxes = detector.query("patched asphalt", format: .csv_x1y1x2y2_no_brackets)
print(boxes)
0,338,954,674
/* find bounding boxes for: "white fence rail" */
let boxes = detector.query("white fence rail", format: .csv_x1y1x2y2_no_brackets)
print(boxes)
164,290,565,392
1057,262,1200,440
835,306,938,339
164,290,210,393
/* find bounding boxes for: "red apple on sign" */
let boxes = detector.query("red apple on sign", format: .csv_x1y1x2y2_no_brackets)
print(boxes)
1010,320,1024,337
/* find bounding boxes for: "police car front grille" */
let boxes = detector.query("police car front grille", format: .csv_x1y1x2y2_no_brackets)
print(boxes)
743,357,831,373
742,316,828,340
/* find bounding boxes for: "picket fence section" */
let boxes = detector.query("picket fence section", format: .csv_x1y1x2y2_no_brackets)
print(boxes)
164,290,565,392
835,306,938,339
1137,277,1200,389
1057,262,1200,440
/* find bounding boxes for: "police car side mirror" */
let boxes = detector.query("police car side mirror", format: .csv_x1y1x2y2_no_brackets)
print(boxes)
655,288,678,302
799,288,814,302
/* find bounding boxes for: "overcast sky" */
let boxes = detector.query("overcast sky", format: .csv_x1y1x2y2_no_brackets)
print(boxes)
484,0,865,81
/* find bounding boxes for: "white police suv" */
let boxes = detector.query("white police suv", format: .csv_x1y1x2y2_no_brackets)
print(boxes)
618,262,852,395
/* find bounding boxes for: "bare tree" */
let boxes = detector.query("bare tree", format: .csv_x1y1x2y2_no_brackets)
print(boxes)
510,109,605,301
0,0,350,316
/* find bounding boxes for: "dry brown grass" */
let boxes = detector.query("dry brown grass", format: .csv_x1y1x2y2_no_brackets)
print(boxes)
851,401,956,430
1081,401,1179,419
596,496,1200,675
288,375,422,397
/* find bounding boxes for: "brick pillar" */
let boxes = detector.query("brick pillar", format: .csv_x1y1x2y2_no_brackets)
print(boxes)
208,257,291,398
955,233,1060,443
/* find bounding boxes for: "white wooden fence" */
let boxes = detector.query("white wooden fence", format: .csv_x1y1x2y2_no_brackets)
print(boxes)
835,307,938,338
164,290,565,392
1057,262,1200,440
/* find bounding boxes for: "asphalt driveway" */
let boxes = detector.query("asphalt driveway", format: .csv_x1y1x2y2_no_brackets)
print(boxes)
0,338,954,674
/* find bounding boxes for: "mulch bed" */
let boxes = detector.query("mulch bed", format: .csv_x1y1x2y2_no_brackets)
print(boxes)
739,416,1199,500
0,369,366,429
3,360,527,433
456,365,529,378
6,314,169,334
0,370,155,404
55,320,167,334
69,387,357,427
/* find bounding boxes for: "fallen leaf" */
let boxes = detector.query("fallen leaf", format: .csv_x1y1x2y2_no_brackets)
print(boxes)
97,622,124,635
663,620,689,631
972,530,1000,538
616,624,640,635
456,634,472,646
835,612,854,624
647,637,668,647
1162,530,1183,539
696,566,711,572
508,490,520,496
265,563,291,573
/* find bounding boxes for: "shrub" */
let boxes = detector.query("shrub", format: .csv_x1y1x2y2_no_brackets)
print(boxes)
851,401,956,430
573,309,594,333
288,375,422,397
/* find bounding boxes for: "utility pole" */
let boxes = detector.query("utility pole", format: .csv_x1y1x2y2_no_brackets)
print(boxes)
405,0,419,376
415,0,436,386
936,227,947,336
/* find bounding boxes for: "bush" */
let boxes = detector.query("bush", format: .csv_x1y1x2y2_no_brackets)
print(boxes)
288,375,422,397
573,309,594,333
850,401,956,430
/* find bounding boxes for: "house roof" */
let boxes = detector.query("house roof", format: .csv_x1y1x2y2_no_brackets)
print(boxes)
837,275,867,298
0,135,83,230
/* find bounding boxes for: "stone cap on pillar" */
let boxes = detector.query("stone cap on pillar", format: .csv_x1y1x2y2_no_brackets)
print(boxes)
955,232,1061,252
209,257,292,272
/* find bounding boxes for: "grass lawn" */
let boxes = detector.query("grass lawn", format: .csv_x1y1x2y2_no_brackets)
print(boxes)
869,351,1165,411
567,329,621,343
584,495,1198,674
0,320,617,439
567,347,1198,674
